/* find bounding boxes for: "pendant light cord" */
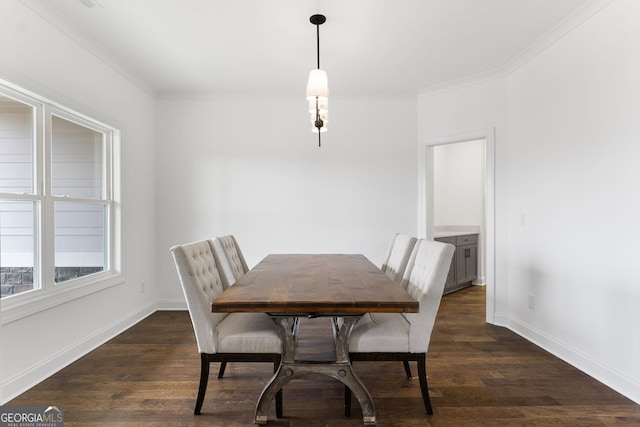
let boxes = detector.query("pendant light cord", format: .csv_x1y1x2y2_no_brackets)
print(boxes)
316,24,321,69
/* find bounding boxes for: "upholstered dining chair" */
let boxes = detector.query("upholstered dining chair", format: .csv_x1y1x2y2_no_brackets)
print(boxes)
345,239,455,416
213,235,302,342
381,233,417,285
336,233,418,377
170,239,283,417
211,235,249,289
211,235,257,377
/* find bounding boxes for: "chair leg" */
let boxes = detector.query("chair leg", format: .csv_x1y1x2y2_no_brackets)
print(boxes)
344,385,352,417
217,361,227,378
195,354,210,415
417,353,433,415
403,360,413,379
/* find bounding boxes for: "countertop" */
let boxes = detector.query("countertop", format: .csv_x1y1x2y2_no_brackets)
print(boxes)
433,230,478,238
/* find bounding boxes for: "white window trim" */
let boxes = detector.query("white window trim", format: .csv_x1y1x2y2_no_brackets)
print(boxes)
0,79,123,325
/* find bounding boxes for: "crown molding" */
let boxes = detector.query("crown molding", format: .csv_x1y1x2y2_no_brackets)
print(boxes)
505,0,614,74
417,0,614,99
19,0,157,98
417,68,507,98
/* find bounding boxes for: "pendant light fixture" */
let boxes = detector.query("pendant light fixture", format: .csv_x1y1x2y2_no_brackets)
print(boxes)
306,14,328,147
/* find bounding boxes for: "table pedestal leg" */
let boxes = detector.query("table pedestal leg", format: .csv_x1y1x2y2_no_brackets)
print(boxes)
254,316,376,425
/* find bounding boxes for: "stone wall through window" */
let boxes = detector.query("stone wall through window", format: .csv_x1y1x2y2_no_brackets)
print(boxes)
0,266,103,297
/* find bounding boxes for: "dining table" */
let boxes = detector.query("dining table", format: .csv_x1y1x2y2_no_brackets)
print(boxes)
211,253,419,425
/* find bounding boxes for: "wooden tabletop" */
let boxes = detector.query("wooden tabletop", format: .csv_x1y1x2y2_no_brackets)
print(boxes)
212,254,419,314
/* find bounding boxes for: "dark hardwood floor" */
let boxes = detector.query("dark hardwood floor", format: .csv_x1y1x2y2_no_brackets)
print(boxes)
8,286,640,426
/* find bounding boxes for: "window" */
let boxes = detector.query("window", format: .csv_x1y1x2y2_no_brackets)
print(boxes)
0,81,121,319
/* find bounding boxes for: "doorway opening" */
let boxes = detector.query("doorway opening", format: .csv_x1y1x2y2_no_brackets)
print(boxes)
418,129,495,324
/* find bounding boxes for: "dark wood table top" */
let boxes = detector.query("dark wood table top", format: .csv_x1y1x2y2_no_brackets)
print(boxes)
212,254,419,315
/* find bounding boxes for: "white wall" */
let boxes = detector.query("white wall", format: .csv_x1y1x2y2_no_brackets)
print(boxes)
505,0,640,403
156,97,417,307
433,140,484,227
418,0,640,404
0,0,157,402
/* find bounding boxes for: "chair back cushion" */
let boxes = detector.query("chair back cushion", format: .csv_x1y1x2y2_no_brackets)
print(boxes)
401,239,455,353
381,233,417,285
212,235,250,289
170,240,228,354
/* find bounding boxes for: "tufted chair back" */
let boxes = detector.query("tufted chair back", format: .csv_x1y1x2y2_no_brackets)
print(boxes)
170,240,228,354
212,235,250,289
400,239,455,353
381,233,418,285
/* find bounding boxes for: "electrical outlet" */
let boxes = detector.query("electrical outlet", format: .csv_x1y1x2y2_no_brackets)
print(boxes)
141,280,146,293
528,294,535,310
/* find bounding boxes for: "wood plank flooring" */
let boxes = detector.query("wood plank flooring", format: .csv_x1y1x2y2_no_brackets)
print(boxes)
8,286,640,426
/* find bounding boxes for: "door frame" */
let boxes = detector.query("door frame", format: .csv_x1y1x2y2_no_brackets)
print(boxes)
418,128,496,324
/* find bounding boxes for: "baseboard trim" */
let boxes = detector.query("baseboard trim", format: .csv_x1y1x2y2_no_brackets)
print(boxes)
507,316,640,405
492,312,510,328
156,298,187,310
1,302,156,404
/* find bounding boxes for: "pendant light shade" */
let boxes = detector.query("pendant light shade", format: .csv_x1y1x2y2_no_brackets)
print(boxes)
306,69,329,101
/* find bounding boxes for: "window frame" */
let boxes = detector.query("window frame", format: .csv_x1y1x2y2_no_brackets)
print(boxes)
0,79,123,324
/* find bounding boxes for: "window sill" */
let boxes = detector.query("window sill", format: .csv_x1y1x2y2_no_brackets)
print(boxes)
0,272,124,325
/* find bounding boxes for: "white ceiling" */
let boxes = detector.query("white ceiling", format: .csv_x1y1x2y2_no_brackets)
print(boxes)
30,0,593,98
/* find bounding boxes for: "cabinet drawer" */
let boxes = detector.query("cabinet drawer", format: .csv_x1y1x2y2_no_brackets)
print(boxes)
456,234,477,246
435,236,456,245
